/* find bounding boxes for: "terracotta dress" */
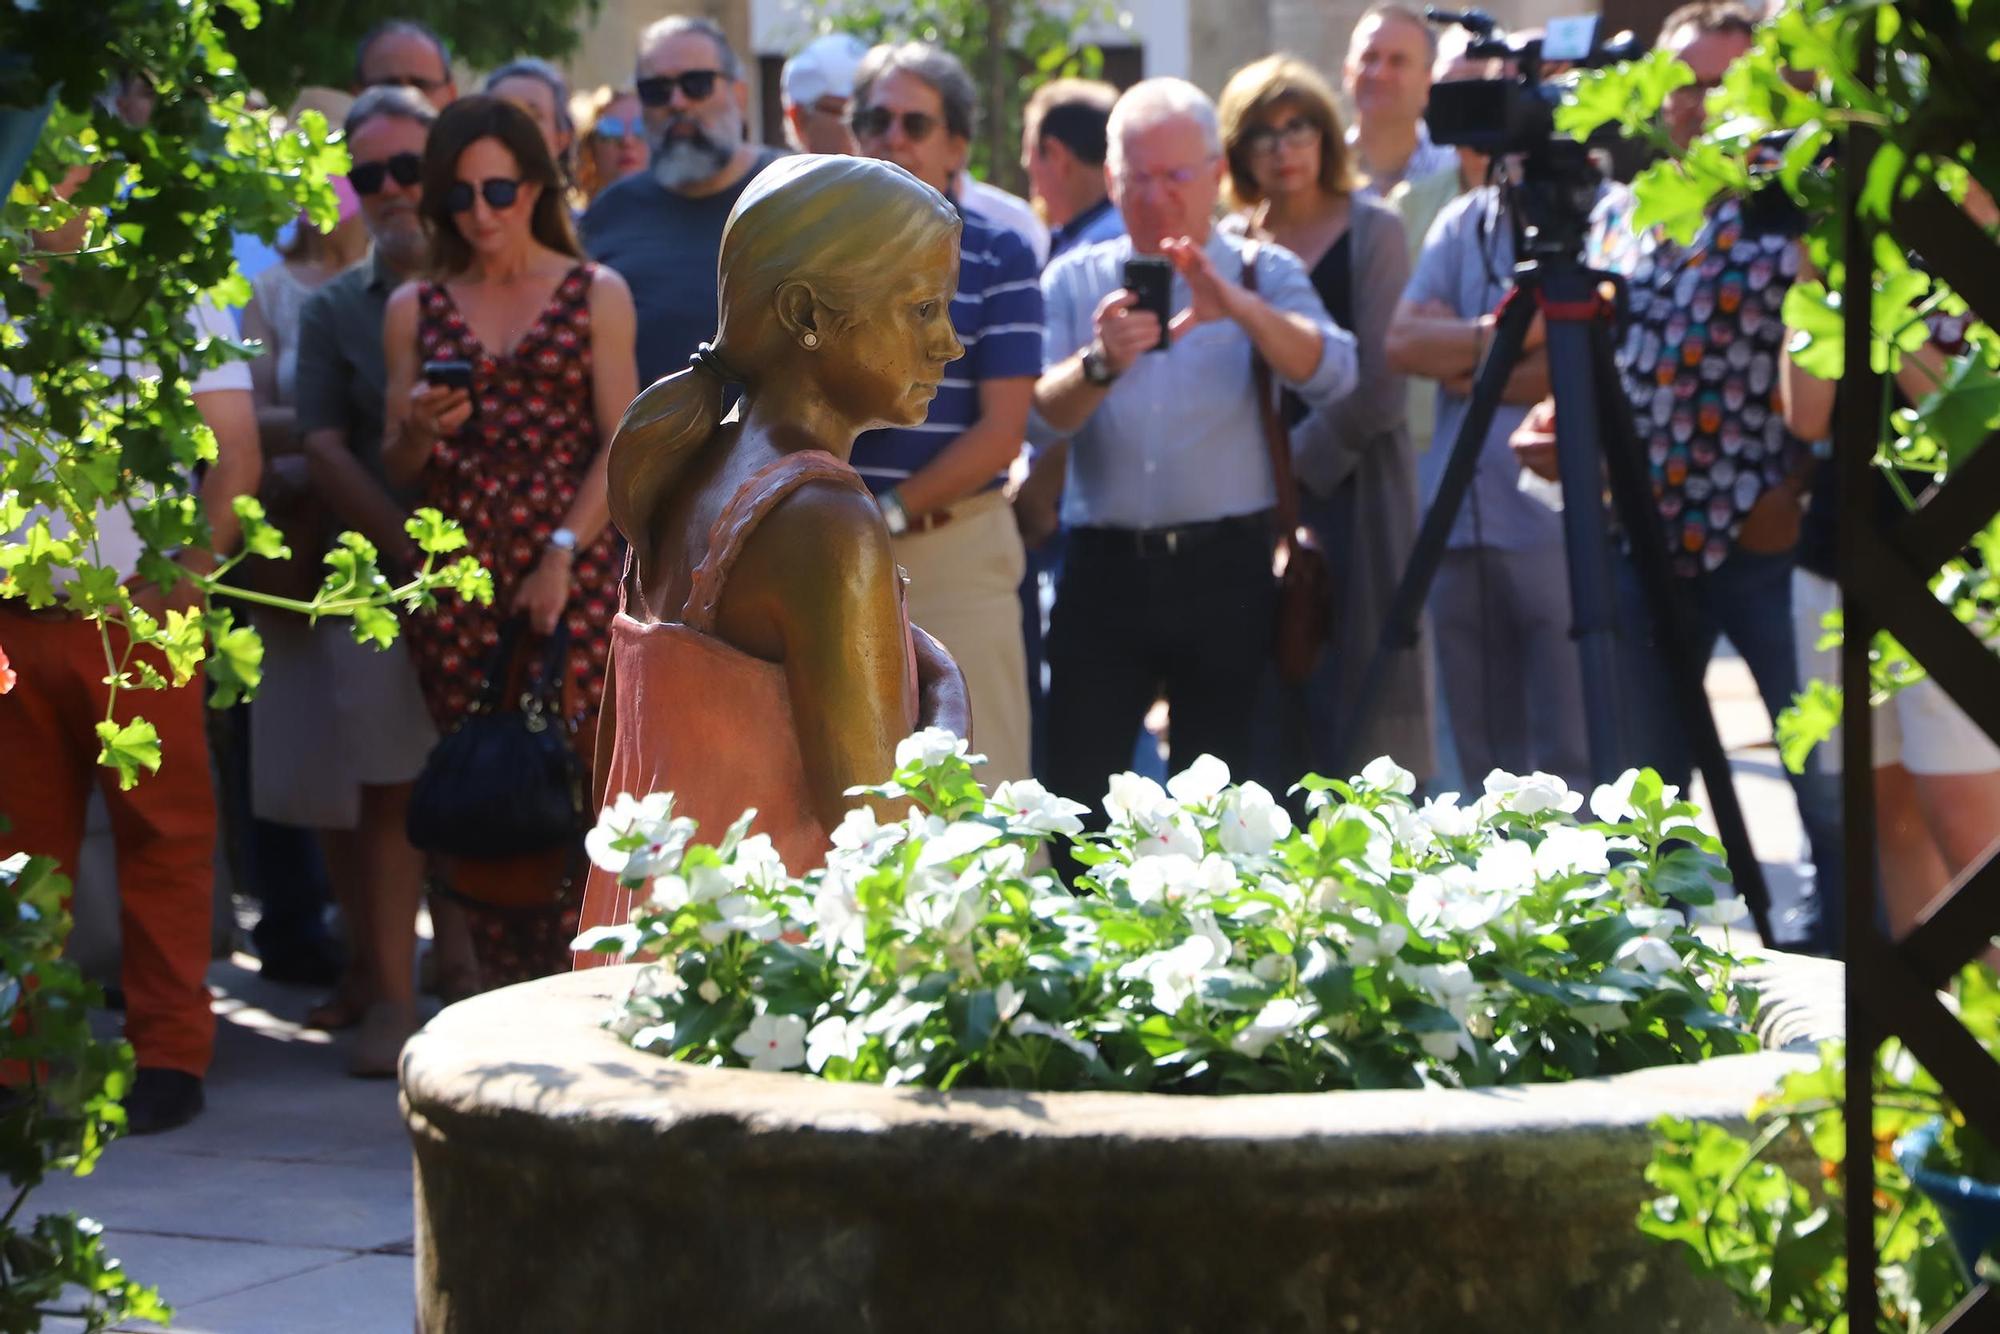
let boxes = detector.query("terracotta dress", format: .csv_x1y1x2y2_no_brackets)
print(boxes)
405,261,619,984
574,450,921,966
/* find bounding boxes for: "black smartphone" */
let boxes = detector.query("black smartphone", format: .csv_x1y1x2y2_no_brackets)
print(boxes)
1123,255,1173,351
422,359,474,391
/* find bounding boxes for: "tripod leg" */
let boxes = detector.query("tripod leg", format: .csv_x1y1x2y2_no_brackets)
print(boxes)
1589,326,1779,947
1334,285,1542,775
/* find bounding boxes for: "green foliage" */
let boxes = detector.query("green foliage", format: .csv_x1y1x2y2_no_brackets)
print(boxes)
218,0,607,107
1567,1,2000,776
0,851,170,1332
798,1,1126,192
583,746,1760,1095
1640,965,2000,1331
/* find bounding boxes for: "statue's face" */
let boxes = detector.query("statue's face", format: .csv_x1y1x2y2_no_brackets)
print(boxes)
822,226,965,430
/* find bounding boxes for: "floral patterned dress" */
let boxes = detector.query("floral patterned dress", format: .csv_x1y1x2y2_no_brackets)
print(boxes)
406,261,618,984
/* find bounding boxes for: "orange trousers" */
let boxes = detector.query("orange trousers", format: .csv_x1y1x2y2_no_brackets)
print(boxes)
0,611,217,1075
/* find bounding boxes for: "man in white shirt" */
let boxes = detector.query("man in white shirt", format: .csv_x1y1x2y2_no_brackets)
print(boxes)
1345,3,1460,194
2,229,259,1133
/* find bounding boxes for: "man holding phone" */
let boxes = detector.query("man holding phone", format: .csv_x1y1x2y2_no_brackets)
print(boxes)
1033,77,1358,823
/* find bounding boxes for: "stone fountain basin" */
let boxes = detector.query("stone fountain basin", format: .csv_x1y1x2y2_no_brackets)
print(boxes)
402,956,1839,1334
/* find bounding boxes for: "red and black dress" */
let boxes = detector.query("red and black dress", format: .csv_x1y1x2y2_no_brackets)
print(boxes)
405,261,618,984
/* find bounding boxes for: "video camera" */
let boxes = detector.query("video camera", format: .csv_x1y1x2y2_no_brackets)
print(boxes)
1422,10,1643,157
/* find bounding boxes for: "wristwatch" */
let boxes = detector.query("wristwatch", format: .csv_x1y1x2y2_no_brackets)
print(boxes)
1081,341,1118,386
878,489,911,537
547,526,579,556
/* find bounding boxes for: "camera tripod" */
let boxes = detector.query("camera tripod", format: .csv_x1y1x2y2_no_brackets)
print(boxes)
1336,144,1777,944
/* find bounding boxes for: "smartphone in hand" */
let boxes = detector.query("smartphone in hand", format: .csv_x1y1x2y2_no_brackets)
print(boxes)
1123,256,1173,352
422,359,474,392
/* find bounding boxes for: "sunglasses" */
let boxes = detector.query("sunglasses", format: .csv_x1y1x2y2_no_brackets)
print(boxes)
444,177,523,212
636,70,721,107
849,106,940,142
592,114,642,141
364,73,448,95
348,151,423,195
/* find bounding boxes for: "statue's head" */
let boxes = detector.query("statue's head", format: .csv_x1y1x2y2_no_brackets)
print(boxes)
715,153,965,429
608,154,965,553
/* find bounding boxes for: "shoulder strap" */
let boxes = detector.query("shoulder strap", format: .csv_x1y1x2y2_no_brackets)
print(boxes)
682,450,871,631
1241,242,1302,537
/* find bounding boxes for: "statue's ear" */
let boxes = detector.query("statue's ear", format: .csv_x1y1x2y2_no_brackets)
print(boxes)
773,278,829,346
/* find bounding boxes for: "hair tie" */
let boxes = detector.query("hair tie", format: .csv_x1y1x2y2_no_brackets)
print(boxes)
690,342,739,383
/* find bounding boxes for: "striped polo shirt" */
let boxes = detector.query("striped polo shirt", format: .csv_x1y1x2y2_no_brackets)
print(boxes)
850,211,1043,497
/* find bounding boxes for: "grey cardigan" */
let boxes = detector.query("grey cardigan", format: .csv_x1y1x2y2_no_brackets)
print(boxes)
1226,195,1438,782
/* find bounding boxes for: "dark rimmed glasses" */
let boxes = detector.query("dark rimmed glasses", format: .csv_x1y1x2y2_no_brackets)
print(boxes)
444,178,523,213
636,70,722,107
348,151,423,195
1242,116,1320,158
849,106,939,142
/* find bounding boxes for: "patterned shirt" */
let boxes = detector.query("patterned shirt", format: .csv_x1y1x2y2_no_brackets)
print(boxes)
1596,188,1809,575
850,212,1043,497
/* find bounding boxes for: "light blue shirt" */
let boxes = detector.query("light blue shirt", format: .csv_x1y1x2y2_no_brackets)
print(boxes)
1041,230,1358,530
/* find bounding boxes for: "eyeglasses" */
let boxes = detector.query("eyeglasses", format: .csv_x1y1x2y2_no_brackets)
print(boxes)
444,178,523,212
1116,159,1215,192
1242,117,1319,158
348,151,423,195
592,114,642,141
636,70,722,107
364,73,448,96
850,106,939,142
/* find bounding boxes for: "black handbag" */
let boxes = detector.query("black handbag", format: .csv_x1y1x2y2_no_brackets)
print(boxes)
406,616,586,860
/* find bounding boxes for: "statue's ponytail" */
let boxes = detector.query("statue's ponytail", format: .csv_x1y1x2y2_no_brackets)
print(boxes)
605,343,734,599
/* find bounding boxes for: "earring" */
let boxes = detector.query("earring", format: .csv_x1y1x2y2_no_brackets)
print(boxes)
801,332,820,349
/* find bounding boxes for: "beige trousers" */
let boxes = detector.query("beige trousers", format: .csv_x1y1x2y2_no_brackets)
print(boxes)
892,489,1031,787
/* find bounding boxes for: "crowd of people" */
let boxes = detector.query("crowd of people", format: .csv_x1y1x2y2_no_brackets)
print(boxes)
5,2,1994,1136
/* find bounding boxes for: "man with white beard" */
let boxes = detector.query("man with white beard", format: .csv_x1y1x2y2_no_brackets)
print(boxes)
580,15,784,386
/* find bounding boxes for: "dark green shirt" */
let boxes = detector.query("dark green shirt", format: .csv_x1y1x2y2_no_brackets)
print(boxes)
295,248,404,495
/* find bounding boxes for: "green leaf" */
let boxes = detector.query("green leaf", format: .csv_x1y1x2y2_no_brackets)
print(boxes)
95,717,161,790
1776,679,1842,775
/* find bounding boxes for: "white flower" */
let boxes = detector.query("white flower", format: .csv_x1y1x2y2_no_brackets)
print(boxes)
697,979,723,1004
994,980,1026,1024
1419,1026,1468,1061
732,1013,808,1071
1126,853,1236,906
1627,905,1686,938
1416,961,1478,1019
895,726,979,770
990,779,1089,835
1166,753,1232,805
1189,909,1233,964
1359,755,1417,796
1482,769,1584,817
1690,896,1750,927
1140,936,1222,1014
1571,1002,1630,1033
1131,812,1204,861
1382,801,1435,854
1533,827,1611,879
585,792,694,880
1104,771,1173,826
688,862,734,903
731,833,788,887
914,818,1002,870
1345,921,1408,967
1416,792,1478,839
700,892,782,944
806,1015,864,1071
1009,1014,1098,1061
1251,952,1290,984
1588,770,1641,824
1217,782,1293,856
1231,997,1316,1057
647,874,691,910
1616,935,1682,975
1473,839,1537,896
1406,865,1503,935
830,807,905,861
812,875,867,954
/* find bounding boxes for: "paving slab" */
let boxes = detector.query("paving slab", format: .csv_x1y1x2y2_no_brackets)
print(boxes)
122,1254,413,1334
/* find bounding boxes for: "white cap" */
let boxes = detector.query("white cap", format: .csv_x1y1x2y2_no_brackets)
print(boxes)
781,33,868,109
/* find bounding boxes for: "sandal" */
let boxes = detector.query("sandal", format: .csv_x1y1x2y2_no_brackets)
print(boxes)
304,987,369,1032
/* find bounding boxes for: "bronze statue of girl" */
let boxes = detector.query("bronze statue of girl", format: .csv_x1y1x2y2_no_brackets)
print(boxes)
576,155,971,955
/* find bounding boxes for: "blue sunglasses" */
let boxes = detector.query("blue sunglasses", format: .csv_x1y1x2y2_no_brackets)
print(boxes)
592,114,643,141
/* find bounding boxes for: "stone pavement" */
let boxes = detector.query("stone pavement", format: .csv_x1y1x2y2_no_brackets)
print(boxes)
29,647,1812,1333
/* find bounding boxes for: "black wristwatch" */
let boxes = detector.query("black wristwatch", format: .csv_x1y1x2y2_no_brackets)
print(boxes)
1081,341,1118,387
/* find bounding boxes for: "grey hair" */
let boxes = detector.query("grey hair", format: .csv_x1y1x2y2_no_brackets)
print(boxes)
1106,78,1220,172
485,58,575,134
344,84,436,140
853,41,977,141
637,14,741,81
1353,4,1440,61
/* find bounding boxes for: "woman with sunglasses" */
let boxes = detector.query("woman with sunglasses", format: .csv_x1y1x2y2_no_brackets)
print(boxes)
571,85,648,205
382,95,638,987
1217,55,1434,792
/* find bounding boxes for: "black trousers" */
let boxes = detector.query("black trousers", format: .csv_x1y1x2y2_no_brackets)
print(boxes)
1044,515,1277,820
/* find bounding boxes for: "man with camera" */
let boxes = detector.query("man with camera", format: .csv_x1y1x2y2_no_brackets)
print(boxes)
1033,77,1357,819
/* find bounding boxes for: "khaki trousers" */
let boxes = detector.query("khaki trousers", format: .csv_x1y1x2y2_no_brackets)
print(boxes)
892,490,1031,787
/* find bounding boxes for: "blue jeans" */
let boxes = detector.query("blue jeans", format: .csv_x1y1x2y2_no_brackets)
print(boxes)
1616,546,1845,953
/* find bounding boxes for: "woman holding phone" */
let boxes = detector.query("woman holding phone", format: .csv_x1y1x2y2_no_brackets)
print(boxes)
382,94,637,986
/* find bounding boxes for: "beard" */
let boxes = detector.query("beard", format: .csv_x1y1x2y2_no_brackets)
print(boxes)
650,112,737,191
370,207,427,274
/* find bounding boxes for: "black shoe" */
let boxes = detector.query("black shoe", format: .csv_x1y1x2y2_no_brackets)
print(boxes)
255,944,343,988
124,1069,205,1135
